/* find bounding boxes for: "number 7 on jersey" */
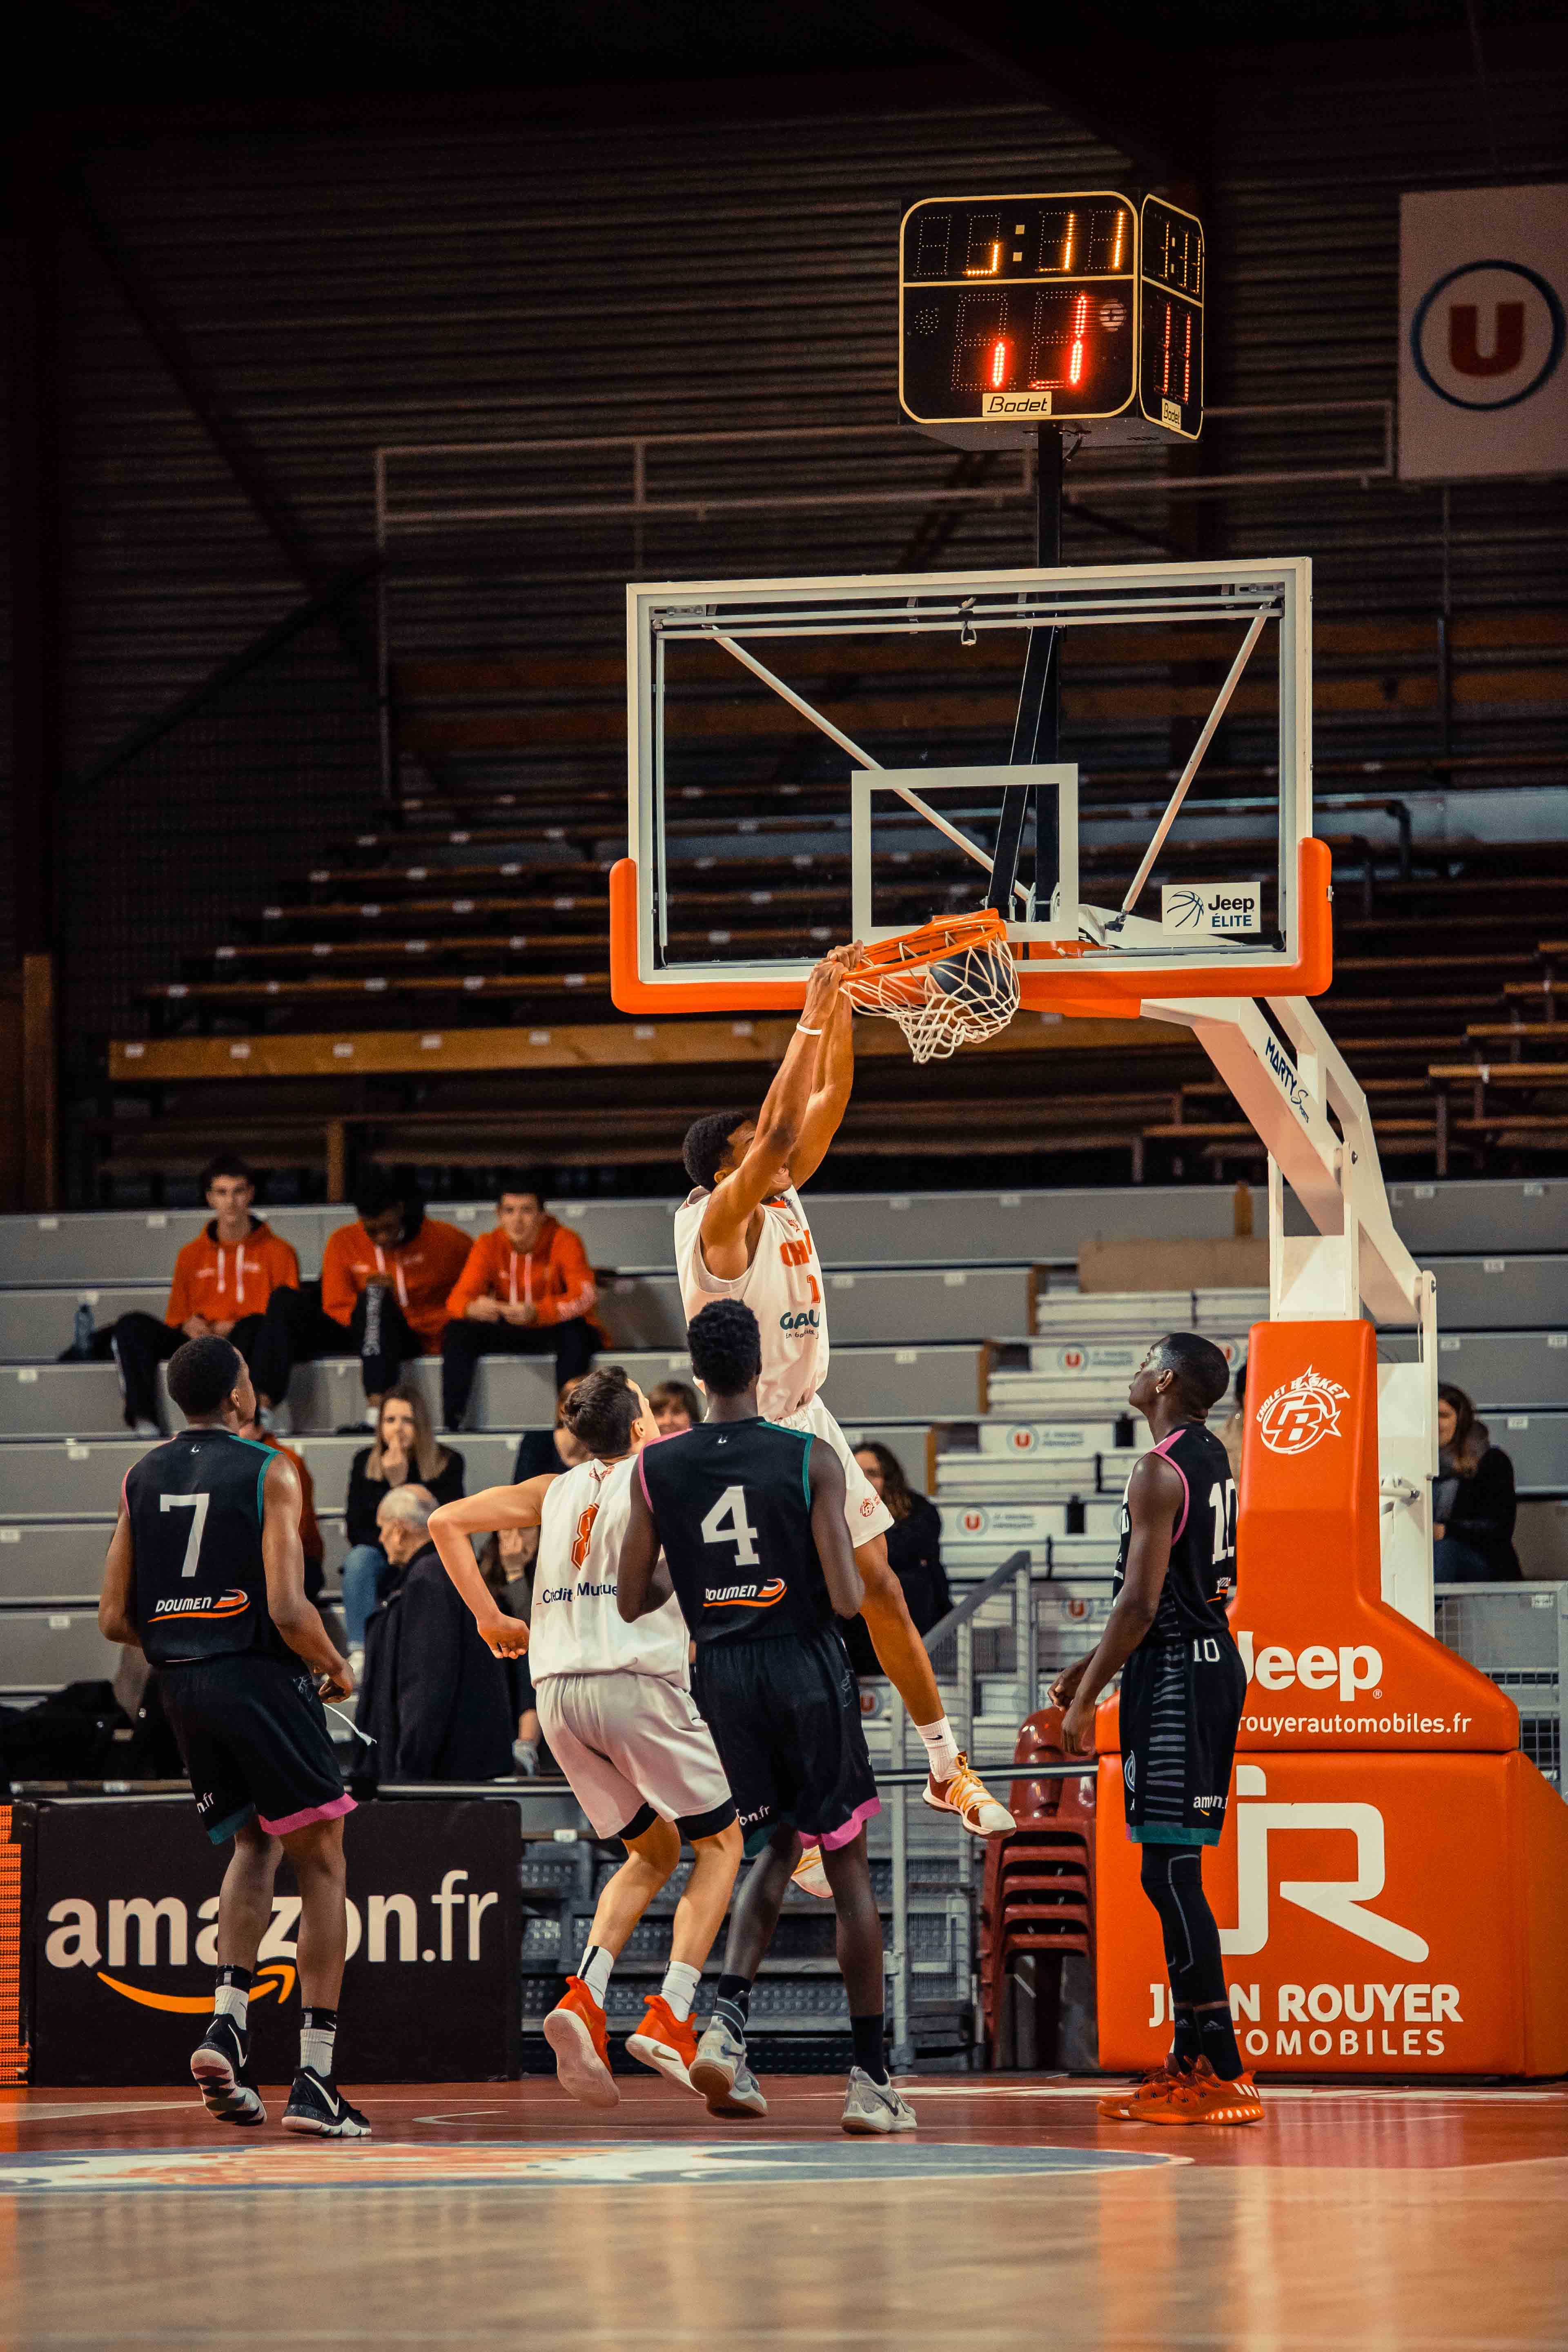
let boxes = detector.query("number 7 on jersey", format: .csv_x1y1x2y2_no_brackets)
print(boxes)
160,1491,211,1577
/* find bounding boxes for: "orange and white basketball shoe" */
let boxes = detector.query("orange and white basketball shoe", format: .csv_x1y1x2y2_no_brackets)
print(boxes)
922,1752,1015,1838
626,1995,701,2091
543,1976,620,2108
1097,2064,1187,2123
791,1844,833,1899
1146,2057,1265,2126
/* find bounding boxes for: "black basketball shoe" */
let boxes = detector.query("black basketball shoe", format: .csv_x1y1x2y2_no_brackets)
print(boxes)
281,2067,372,2138
189,2014,266,2127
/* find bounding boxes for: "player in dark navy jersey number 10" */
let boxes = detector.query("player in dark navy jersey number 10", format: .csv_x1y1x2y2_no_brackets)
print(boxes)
619,1300,917,2136
99,1335,370,2140
1050,1332,1263,2129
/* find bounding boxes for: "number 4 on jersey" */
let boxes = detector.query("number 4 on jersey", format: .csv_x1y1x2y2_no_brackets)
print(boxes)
700,1486,760,1568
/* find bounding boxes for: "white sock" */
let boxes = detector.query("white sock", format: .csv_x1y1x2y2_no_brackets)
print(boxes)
578,1942,614,2005
660,1961,703,2023
213,1979,249,2030
299,2009,337,2078
916,1716,961,1782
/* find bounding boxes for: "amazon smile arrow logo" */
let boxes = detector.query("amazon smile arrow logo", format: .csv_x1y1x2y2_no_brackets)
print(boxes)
94,1960,296,2015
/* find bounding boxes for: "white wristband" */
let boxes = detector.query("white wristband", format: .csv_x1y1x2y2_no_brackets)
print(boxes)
796,1022,824,1036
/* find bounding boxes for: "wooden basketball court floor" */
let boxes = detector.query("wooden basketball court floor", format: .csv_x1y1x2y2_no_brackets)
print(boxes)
2,2074,1565,2350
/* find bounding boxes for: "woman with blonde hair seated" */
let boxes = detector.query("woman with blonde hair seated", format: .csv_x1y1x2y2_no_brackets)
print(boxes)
341,1384,466,1664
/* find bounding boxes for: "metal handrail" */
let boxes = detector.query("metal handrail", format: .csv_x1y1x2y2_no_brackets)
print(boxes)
374,402,1396,540
921,1548,1032,1653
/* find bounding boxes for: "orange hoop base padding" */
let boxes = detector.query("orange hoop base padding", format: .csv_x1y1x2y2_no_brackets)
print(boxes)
1094,1319,1568,2077
609,837,1334,1018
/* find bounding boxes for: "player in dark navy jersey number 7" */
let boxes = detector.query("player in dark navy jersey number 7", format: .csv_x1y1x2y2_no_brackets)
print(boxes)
1051,1332,1264,2129
618,1300,917,2137
99,1336,370,2140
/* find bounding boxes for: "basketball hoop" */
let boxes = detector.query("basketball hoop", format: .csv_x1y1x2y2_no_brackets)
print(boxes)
842,911,1020,1063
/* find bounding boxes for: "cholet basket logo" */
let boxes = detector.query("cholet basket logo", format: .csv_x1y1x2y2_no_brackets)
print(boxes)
1255,1365,1350,1458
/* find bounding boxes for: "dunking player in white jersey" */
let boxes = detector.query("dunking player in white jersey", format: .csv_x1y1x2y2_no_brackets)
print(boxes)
428,1368,751,2114
675,949,1012,1887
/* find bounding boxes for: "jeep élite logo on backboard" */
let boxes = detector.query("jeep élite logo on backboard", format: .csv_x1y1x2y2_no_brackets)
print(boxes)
1160,881,1261,935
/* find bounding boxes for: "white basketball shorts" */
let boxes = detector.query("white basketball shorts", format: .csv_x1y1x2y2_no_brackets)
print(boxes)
535,1670,735,1841
776,1395,895,1546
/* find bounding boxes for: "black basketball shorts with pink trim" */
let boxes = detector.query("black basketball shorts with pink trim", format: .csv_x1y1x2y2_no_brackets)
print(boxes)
692,1621,880,1859
160,1653,355,1845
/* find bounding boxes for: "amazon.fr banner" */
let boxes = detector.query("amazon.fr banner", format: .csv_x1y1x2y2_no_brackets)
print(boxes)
13,1797,521,2085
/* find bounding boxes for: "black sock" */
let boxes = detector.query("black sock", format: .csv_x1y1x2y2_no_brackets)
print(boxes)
1170,2005,1200,2070
1196,2005,1245,2082
715,1974,752,2039
850,2014,889,2085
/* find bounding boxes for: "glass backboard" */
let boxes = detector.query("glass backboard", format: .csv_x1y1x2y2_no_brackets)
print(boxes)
611,558,1327,1016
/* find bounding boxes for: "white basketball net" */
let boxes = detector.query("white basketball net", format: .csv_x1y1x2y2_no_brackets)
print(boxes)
843,932,1021,1064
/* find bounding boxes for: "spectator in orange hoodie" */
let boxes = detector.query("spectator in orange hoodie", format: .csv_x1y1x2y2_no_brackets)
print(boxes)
109,1155,300,1434
440,1172,602,1429
249,1168,470,1428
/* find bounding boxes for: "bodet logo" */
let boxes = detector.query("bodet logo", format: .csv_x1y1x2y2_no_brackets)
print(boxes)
44,1869,499,2012
1146,1766,1461,2062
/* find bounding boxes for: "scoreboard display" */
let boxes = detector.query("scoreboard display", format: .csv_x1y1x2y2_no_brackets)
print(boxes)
899,192,1204,443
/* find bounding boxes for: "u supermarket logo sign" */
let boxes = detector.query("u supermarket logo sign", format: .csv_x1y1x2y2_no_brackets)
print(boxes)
1412,260,1564,412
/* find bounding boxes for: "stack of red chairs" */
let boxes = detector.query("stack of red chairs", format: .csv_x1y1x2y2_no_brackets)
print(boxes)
978,1706,1098,2062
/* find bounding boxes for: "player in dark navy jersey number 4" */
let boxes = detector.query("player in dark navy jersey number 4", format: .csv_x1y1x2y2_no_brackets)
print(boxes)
1051,1332,1263,2129
99,1336,370,2139
619,1300,916,2137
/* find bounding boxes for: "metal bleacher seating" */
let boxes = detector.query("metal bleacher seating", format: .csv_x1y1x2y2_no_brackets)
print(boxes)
2,1179,1565,1707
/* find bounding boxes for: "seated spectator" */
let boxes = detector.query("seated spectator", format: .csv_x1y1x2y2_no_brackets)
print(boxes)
510,1376,592,1482
440,1173,602,1430
234,1404,326,1605
356,1485,514,1783
109,1155,299,1434
843,1443,951,1677
1434,1382,1520,1582
479,1526,543,1775
647,1378,704,1434
249,1168,470,1426
341,1385,466,1665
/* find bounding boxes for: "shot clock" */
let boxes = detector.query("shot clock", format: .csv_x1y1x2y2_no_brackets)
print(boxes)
900,192,1204,446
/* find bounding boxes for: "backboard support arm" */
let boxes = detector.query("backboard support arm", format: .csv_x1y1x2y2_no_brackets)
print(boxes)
1144,988,1439,1632
989,424,1063,921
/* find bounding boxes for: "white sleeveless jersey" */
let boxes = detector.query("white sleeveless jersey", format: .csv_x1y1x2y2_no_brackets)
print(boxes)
673,1184,828,1420
529,1453,688,1683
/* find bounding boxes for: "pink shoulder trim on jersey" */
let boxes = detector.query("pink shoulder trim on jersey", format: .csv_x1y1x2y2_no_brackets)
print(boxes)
637,1449,653,1506
258,1793,356,1836
1151,1431,1191,1543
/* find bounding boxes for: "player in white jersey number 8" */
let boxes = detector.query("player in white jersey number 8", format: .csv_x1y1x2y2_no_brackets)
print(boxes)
673,949,1013,1891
